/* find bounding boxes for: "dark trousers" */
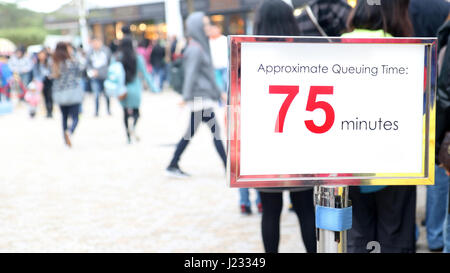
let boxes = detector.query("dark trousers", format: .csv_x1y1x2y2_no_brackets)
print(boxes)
60,104,80,135
169,108,226,168
124,107,140,139
348,186,416,253
259,190,317,253
90,79,110,116
42,77,53,117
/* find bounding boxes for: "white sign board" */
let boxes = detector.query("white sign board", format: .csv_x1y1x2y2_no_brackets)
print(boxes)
227,36,437,187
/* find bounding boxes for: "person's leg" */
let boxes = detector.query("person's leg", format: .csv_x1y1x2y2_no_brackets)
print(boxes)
99,80,111,115
214,69,225,91
168,111,201,169
426,165,449,250
239,188,251,207
43,78,52,117
132,108,140,128
220,68,228,92
47,80,53,116
290,190,317,253
444,182,450,253
259,191,283,253
255,190,262,205
60,105,70,146
123,107,131,142
347,187,377,253
152,67,162,91
60,106,69,132
375,186,416,253
68,104,80,134
91,79,101,116
201,108,226,167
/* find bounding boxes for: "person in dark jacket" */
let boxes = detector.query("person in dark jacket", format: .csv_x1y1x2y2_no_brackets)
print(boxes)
150,40,167,91
435,19,450,253
409,0,450,37
254,0,317,254
165,12,226,178
409,0,450,252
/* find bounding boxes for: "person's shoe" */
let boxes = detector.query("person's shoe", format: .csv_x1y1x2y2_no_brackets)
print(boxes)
166,166,190,178
240,205,252,215
429,247,444,252
257,203,263,214
421,219,426,226
130,127,140,142
64,131,72,148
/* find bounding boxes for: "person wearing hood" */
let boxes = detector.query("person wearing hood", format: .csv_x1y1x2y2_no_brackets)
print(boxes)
166,12,227,178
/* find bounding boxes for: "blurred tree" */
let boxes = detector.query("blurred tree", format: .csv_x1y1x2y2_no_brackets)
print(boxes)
0,2,47,46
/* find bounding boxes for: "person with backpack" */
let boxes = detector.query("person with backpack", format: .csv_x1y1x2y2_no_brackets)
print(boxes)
106,38,159,144
165,12,227,178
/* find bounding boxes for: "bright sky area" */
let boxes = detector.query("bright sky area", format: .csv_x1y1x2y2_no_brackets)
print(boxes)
0,0,162,13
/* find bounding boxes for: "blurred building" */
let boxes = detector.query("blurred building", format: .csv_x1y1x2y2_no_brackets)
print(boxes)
45,0,356,45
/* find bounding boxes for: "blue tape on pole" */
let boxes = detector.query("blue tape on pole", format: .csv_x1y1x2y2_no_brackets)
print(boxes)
316,205,352,232
0,101,13,115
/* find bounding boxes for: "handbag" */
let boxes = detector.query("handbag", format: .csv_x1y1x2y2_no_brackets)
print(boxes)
438,131,450,170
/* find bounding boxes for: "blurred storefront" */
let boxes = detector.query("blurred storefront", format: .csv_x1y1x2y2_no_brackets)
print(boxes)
45,0,355,45
88,2,167,46
179,0,310,35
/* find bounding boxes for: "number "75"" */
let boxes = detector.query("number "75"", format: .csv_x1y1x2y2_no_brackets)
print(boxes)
269,85,335,134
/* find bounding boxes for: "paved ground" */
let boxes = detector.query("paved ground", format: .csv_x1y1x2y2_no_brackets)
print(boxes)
0,89,430,253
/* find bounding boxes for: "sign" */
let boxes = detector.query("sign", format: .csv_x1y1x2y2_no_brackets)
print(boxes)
227,36,437,188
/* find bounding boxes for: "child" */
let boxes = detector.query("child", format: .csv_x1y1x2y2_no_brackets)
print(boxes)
25,81,41,118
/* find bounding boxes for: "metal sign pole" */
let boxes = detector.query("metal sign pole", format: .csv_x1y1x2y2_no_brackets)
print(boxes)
314,185,350,253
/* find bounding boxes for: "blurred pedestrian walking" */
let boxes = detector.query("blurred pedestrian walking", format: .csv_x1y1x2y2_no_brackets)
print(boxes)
51,42,84,148
32,49,53,118
0,55,13,102
342,0,417,253
87,37,111,117
8,46,33,101
137,39,153,73
150,39,167,91
254,0,316,254
165,12,227,178
8,45,33,90
24,81,40,118
208,24,228,92
114,38,159,144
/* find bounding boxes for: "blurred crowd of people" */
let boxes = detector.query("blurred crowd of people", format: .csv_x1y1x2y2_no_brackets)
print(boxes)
1,0,450,254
